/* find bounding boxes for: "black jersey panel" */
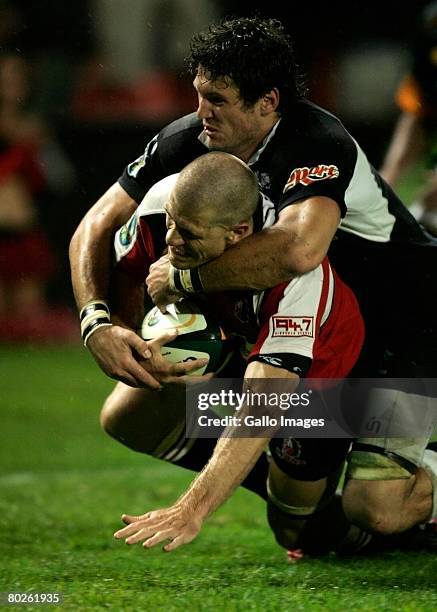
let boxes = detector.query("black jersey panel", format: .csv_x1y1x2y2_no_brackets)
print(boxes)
268,103,357,218
118,113,206,203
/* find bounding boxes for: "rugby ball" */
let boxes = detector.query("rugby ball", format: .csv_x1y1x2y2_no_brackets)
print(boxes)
140,298,234,375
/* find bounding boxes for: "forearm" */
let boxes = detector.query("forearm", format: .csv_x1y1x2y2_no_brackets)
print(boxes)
199,197,339,292
69,183,137,311
179,433,269,519
177,364,299,519
70,226,111,310
110,270,146,330
200,225,295,291
199,196,340,291
380,113,425,186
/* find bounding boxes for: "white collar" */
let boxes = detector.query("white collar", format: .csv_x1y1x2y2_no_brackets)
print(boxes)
197,118,281,165
247,119,281,165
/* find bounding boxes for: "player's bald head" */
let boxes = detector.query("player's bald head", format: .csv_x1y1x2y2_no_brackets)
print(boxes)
173,152,259,227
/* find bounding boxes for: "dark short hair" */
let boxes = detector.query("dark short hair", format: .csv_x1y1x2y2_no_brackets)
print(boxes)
186,16,306,113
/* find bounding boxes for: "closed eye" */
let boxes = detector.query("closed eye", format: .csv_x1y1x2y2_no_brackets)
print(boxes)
165,208,202,241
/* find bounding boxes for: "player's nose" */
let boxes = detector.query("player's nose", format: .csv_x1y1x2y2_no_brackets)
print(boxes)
166,226,185,246
196,96,213,119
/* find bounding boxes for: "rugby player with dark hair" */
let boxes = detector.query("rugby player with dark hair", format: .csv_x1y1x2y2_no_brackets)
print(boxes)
70,16,437,554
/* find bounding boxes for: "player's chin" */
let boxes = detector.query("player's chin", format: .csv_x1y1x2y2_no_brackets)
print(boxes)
169,253,196,269
204,134,227,151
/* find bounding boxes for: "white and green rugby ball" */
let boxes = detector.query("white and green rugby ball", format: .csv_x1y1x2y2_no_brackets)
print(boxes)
140,298,233,375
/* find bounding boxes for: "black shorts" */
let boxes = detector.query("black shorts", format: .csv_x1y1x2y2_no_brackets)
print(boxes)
269,437,352,481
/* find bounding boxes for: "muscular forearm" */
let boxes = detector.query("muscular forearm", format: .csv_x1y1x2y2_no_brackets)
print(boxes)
70,225,112,310
200,225,296,291
199,197,340,291
69,183,137,311
179,433,269,519
178,363,298,519
110,270,146,330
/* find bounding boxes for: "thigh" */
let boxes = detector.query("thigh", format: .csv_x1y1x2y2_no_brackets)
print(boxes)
101,381,188,453
268,460,328,511
344,435,434,531
267,437,350,517
269,437,351,481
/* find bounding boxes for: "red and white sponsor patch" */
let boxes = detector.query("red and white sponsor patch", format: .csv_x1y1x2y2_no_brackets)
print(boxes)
272,316,314,337
283,164,339,192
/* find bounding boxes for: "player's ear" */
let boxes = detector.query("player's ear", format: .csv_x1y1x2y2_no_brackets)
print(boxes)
226,221,251,245
260,88,279,115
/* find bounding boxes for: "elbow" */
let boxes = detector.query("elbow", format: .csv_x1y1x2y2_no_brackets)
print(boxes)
69,213,95,265
69,222,82,265
281,244,322,277
69,183,137,265
69,204,111,265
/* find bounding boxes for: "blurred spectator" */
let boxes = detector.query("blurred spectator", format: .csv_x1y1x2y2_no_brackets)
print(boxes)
380,1,437,234
72,0,220,123
0,52,77,343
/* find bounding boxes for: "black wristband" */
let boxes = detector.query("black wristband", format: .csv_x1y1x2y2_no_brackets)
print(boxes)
80,301,110,323
81,316,111,342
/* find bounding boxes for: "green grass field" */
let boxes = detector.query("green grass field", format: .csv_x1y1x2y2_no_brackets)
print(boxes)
1,345,436,611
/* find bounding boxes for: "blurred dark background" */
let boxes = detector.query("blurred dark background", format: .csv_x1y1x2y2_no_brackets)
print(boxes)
0,0,431,340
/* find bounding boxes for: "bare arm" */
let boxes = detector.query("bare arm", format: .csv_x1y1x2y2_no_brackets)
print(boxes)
68,182,157,386
69,183,201,387
69,182,137,310
146,196,341,307
114,361,299,551
75,233,208,388
380,112,426,187
201,196,340,289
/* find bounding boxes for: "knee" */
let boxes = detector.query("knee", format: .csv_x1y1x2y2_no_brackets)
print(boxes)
100,394,119,437
100,392,134,443
347,503,395,535
267,500,304,549
343,479,403,535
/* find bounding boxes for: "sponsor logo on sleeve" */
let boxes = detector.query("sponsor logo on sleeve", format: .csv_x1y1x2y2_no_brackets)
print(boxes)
272,316,314,337
254,170,271,190
283,164,339,192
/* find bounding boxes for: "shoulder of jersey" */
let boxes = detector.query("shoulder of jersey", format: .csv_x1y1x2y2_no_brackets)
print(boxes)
137,173,179,216
160,112,202,139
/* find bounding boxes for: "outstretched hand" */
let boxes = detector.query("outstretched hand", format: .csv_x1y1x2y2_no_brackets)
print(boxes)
114,502,204,552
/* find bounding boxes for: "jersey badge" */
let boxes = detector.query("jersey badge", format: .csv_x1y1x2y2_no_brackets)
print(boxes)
254,170,271,191
118,215,138,247
127,135,158,178
127,155,146,178
275,438,305,465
